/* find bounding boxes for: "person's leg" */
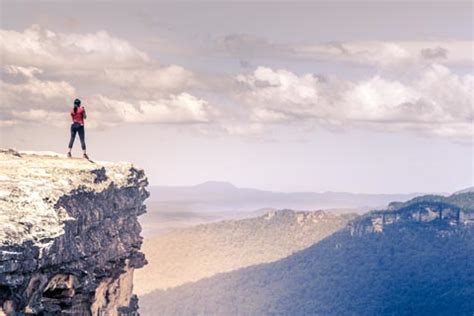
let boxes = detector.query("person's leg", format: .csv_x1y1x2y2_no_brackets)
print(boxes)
68,124,77,156
78,126,88,158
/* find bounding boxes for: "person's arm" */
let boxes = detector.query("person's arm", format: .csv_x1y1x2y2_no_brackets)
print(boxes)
83,107,87,120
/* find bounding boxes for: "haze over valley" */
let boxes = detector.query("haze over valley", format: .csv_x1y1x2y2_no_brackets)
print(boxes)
140,181,424,236
135,209,356,296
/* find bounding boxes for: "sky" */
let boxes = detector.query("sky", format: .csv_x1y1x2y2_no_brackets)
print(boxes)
0,0,473,194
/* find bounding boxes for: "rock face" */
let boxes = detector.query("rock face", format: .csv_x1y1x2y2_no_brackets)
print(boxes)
350,193,474,236
0,149,148,315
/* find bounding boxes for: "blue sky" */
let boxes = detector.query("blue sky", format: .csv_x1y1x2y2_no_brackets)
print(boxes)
0,1,472,193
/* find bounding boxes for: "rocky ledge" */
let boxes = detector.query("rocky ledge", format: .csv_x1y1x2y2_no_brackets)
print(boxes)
0,149,149,315
350,192,474,236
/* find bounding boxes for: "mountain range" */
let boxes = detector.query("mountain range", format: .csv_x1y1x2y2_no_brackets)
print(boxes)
140,192,474,315
141,181,424,237
147,181,424,212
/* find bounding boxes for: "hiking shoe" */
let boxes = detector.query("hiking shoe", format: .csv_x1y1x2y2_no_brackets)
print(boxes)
67,152,72,158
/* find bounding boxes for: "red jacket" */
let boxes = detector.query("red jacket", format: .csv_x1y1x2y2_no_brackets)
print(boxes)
71,106,85,125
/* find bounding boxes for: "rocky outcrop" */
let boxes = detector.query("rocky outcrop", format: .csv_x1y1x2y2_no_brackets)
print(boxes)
350,193,474,236
0,149,148,315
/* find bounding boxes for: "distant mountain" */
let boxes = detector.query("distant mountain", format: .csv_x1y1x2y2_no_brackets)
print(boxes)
147,181,423,212
194,181,237,191
140,193,474,315
139,207,277,237
134,209,356,296
454,186,474,195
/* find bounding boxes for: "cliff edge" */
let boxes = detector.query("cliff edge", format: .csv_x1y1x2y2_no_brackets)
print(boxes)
350,192,474,236
0,149,149,315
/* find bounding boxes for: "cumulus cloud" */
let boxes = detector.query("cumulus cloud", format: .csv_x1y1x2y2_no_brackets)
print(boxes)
234,65,473,140
0,25,204,128
0,25,150,70
0,66,76,128
0,25,196,97
4,65,43,79
89,93,213,126
1,66,76,112
1,25,472,142
101,65,195,99
236,67,329,126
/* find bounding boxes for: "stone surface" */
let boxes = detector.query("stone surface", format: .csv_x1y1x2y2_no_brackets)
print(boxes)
350,194,474,236
0,149,148,315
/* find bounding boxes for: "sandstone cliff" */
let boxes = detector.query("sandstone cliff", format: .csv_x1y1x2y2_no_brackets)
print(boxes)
0,149,148,315
349,193,474,236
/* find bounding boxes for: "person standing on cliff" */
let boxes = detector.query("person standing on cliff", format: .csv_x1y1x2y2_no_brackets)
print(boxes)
67,98,89,159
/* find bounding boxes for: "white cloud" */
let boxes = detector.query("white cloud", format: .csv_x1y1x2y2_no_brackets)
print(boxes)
4,65,43,79
0,66,76,113
0,25,202,128
102,65,195,98
340,76,419,122
0,25,196,97
91,93,212,126
236,67,325,119
1,25,472,142
0,25,150,70
235,65,473,140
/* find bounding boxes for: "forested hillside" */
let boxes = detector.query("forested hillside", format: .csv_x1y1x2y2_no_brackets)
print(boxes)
135,210,355,295
140,193,474,315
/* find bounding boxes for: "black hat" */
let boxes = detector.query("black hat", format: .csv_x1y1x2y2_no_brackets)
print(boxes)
74,98,81,106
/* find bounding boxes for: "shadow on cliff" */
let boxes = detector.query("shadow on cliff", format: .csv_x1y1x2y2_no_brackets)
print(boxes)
139,195,474,316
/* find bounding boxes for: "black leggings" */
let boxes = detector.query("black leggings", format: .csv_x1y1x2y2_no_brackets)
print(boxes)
68,123,86,150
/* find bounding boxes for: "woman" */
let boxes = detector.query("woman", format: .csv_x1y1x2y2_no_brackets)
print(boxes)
67,98,89,159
